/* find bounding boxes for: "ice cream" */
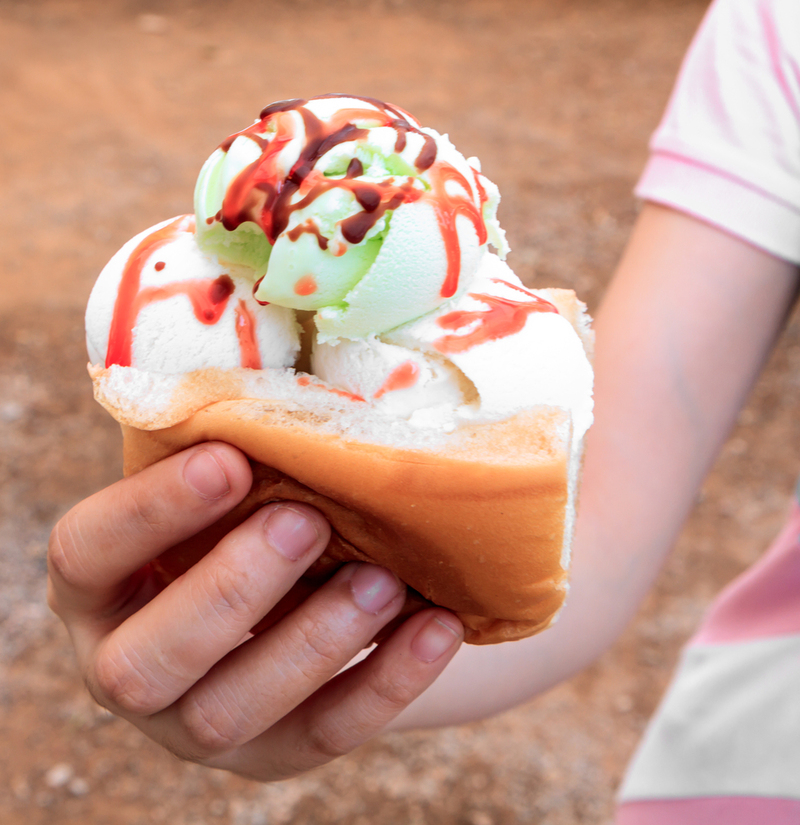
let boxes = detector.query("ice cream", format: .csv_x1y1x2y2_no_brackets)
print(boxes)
312,253,593,442
87,94,591,444
85,94,595,645
86,215,299,374
194,95,507,340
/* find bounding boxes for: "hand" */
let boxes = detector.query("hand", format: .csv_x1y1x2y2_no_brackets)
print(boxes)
47,442,464,781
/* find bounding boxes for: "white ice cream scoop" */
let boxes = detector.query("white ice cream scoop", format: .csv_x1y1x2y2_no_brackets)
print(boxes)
85,216,299,374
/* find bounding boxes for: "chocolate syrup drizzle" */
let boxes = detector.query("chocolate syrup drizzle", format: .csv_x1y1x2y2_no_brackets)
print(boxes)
213,94,487,298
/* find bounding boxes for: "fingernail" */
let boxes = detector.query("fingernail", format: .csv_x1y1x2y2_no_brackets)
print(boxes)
265,505,319,561
349,564,403,614
184,449,230,501
411,615,462,663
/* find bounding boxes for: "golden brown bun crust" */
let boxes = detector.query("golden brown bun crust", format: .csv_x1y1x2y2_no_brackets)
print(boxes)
120,398,572,645
93,286,590,645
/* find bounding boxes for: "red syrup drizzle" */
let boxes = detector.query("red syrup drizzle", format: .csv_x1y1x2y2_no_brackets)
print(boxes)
373,360,420,400
470,165,489,209
105,214,258,370
234,299,262,369
106,215,196,367
433,279,559,355
293,274,318,296
211,95,488,299
252,276,270,306
296,373,365,403
428,163,488,298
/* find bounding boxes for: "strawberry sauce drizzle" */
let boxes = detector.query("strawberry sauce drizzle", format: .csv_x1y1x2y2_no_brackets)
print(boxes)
106,215,260,370
213,95,488,299
373,360,420,399
428,163,488,298
434,280,558,355
296,374,365,403
294,274,318,296
106,215,196,367
470,166,489,209
137,276,233,325
234,299,262,369
252,276,270,306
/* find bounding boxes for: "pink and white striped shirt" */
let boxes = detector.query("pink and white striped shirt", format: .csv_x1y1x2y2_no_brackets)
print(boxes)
616,0,800,821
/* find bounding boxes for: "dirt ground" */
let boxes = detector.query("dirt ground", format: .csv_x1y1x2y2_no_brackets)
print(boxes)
3,0,799,823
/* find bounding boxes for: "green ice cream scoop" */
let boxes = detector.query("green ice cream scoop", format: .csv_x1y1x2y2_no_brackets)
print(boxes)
194,94,507,340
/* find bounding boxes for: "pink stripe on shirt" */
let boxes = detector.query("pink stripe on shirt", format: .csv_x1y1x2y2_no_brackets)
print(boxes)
691,502,800,645
617,796,800,825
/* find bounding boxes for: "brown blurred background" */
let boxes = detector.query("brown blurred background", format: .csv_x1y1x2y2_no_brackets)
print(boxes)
3,1,799,823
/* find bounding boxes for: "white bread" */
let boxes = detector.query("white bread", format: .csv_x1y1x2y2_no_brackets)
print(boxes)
91,288,591,645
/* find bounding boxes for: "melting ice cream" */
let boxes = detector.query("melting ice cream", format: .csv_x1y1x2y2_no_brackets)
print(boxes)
86,94,593,441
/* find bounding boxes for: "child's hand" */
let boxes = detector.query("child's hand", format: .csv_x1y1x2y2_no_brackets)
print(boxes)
47,442,463,781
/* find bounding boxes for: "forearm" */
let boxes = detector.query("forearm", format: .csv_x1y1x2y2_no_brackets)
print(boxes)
390,204,799,730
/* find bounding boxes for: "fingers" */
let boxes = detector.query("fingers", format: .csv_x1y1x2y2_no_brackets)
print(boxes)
49,440,465,783
217,608,464,781
147,562,409,764
48,443,253,618
88,502,331,717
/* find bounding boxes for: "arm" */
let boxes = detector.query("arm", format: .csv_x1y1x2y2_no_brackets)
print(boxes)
390,202,800,729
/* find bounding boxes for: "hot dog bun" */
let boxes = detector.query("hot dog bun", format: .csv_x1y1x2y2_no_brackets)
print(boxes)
90,288,590,645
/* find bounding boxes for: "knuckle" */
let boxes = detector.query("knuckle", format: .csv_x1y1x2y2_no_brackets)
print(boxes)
204,561,261,630
367,669,419,714
299,672,421,768
90,642,161,717
47,512,89,592
303,718,354,764
289,617,348,676
173,695,242,762
127,485,170,539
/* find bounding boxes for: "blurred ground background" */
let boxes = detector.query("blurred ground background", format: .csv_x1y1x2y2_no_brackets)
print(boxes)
3,0,799,823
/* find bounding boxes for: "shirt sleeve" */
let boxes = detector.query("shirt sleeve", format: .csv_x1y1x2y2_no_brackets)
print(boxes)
636,0,800,265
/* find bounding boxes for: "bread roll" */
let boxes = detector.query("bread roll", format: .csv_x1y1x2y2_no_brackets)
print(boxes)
86,95,594,644
90,289,591,645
